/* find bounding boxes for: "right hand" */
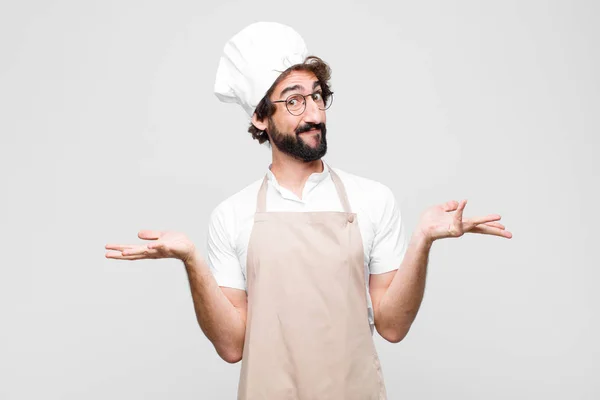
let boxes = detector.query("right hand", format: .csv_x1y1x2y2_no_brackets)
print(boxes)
105,230,196,263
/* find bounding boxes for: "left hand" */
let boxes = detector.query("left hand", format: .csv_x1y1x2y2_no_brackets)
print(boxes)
418,199,512,243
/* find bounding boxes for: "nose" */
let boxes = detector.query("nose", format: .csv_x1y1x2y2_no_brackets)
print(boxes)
302,96,324,124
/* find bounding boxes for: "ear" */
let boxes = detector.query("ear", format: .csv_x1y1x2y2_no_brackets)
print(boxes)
251,112,268,131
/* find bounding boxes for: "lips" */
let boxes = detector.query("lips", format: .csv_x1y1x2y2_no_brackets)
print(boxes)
298,129,320,135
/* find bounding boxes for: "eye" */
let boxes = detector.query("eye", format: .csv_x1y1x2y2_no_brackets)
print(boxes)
312,92,323,102
287,94,304,109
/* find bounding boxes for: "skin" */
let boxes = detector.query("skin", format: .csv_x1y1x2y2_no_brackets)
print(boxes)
105,70,513,361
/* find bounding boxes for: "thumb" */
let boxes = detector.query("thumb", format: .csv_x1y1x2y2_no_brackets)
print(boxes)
138,230,162,240
455,199,467,220
443,200,459,212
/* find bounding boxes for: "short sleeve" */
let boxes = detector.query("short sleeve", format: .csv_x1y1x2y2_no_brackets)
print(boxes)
206,205,246,290
368,186,408,274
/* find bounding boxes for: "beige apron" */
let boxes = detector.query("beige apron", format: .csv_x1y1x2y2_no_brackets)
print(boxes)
238,166,386,400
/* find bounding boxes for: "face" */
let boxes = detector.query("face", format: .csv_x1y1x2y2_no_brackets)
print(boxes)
264,70,328,162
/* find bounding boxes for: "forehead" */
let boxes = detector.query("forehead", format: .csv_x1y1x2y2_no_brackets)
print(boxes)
273,70,319,97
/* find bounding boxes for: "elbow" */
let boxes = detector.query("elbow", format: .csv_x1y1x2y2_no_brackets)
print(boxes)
218,347,243,364
215,342,244,364
222,352,243,364
378,325,411,344
383,330,407,344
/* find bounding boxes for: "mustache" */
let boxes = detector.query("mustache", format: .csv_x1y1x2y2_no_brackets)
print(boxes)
296,123,326,135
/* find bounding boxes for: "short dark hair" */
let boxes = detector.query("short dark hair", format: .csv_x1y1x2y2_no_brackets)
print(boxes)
248,56,333,144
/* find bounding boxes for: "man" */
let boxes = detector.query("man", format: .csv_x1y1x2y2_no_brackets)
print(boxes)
105,22,512,399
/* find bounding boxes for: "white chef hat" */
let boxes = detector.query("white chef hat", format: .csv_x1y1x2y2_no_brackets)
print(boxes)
214,21,309,117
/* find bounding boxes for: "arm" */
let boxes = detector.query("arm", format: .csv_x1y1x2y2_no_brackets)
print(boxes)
104,206,249,363
184,251,247,363
370,232,432,343
370,198,511,343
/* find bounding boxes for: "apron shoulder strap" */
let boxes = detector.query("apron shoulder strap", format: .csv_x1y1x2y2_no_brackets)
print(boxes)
327,165,353,214
256,176,269,213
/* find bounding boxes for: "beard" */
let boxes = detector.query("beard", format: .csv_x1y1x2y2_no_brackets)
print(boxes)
267,119,327,162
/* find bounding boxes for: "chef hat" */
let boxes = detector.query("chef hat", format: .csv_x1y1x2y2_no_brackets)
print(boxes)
214,21,309,117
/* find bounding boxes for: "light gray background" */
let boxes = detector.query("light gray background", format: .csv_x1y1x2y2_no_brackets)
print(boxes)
1,0,598,399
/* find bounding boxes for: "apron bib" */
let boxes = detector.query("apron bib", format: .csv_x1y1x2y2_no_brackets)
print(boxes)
237,166,386,400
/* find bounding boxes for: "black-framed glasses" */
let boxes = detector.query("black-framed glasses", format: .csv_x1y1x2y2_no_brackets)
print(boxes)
272,91,334,116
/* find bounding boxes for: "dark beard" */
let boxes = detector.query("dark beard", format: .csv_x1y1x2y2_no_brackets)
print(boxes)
267,120,327,162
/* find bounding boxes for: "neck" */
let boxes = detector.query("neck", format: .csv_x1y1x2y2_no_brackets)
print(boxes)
270,151,324,198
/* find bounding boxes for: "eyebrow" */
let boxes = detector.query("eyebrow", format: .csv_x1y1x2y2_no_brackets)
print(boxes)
279,81,322,98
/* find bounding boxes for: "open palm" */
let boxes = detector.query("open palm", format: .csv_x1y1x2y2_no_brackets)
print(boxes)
419,200,512,241
105,230,196,262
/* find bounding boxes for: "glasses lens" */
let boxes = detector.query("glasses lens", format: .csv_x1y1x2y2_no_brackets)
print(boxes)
286,95,305,115
318,92,333,110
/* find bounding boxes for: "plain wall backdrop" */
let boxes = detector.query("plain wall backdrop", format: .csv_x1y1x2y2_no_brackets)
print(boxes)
1,0,598,399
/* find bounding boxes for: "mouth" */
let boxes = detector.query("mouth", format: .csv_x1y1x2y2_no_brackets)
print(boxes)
297,128,320,135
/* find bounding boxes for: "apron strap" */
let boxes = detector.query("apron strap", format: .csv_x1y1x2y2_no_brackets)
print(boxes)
256,175,269,213
256,163,352,214
328,166,352,214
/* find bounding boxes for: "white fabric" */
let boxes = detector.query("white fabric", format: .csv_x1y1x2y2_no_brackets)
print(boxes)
214,21,309,117
206,162,409,329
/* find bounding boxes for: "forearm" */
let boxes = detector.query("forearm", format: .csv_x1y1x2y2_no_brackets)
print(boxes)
375,231,433,342
184,251,246,362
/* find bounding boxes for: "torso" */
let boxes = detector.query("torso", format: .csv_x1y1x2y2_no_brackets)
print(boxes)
208,164,407,330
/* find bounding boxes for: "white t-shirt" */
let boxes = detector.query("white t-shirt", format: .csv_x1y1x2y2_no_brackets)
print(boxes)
206,162,408,330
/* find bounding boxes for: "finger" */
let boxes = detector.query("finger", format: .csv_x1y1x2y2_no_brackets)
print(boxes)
105,251,151,260
465,214,501,227
105,250,138,259
454,199,467,221
138,230,162,240
442,200,459,212
484,221,505,230
105,250,122,258
470,225,513,238
121,245,156,256
147,242,164,250
105,244,137,251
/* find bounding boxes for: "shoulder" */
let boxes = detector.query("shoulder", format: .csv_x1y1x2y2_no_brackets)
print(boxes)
331,167,401,231
212,178,263,216
209,178,263,222
331,167,396,204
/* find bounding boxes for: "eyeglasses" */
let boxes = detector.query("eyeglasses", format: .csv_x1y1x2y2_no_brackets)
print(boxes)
272,91,334,116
